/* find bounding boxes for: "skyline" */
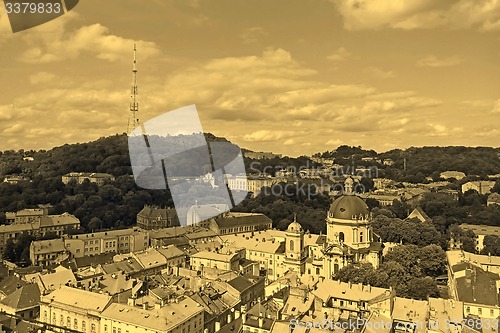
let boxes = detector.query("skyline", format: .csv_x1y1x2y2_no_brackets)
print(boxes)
1,0,500,157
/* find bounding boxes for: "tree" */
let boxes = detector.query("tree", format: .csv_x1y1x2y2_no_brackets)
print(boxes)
88,217,103,232
481,235,500,256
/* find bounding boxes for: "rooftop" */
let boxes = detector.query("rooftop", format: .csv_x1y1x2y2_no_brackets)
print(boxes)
215,212,272,228
313,279,389,303
0,283,40,310
100,296,203,331
41,285,112,313
30,238,65,255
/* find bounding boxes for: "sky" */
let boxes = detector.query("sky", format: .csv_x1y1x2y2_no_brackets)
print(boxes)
0,0,499,157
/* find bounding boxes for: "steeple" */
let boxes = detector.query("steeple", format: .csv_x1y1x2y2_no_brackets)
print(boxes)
127,43,139,134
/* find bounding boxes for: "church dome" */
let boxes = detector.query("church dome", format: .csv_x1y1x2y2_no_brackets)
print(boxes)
328,195,369,220
287,221,303,233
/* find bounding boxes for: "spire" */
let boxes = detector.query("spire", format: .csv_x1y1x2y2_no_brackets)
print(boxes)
127,43,140,134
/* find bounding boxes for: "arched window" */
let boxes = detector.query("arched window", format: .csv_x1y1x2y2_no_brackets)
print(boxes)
360,232,363,243
334,263,339,274
339,232,345,243
290,240,294,251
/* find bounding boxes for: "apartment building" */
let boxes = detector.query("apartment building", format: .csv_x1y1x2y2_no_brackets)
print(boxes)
64,228,149,258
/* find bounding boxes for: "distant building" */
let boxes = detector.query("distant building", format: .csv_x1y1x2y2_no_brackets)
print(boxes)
30,238,68,267
5,208,47,224
245,176,283,197
382,158,394,166
209,212,273,235
3,175,30,184
0,212,80,257
61,172,115,186
459,224,500,252
487,192,500,206
462,180,495,194
64,227,149,258
136,205,180,230
406,207,431,223
440,171,466,180
359,193,399,206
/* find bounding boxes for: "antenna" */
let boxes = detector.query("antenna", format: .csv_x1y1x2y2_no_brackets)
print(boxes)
127,43,140,134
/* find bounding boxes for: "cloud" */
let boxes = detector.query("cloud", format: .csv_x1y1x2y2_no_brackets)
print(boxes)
242,130,297,142
240,27,267,44
29,72,56,85
365,66,396,79
19,17,160,63
332,0,500,31
416,55,463,67
327,47,351,61
492,99,500,114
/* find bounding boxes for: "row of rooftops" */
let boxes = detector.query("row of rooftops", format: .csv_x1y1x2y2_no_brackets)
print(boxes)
0,212,80,233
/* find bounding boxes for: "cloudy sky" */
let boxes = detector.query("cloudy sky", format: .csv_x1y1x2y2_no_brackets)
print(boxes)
1,0,499,156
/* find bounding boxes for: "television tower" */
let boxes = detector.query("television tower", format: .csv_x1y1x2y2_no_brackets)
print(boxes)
127,43,139,134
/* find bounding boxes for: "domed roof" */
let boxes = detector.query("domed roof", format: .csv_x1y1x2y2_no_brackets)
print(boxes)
328,195,369,220
287,221,303,233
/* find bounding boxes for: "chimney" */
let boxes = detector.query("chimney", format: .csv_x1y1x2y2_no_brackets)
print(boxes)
235,310,241,319
127,298,136,306
258,316,264,328
227,313,232,323
215,322,221,331
155,303,161,310
143,302,148,310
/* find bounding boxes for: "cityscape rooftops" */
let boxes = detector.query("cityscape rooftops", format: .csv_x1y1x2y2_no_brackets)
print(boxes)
30,239,65,255
100,296,202,331
313,279,389,303
41,285,112,313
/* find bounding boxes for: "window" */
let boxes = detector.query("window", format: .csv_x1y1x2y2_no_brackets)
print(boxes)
67,316,71,327
466,306,470,313
339,232,345,243
91,323,96,332
290,240,294,251
74,318,78,329
478,308,482,315
360,232,363,242
82,321,86,332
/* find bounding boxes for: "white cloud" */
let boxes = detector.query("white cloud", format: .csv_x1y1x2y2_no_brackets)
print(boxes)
365,66,396,79
492,99,500,114
29,72,56,85
19,17,160,63
327,47,351,61
416,55,463,67
240,27,267,44
242,130,297,142
332,0,500,31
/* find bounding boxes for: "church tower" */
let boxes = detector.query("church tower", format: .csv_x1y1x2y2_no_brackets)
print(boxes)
284,215,306,274
325,176,381,268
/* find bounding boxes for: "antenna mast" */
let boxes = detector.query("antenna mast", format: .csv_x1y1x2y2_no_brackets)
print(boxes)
127,43,139,134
